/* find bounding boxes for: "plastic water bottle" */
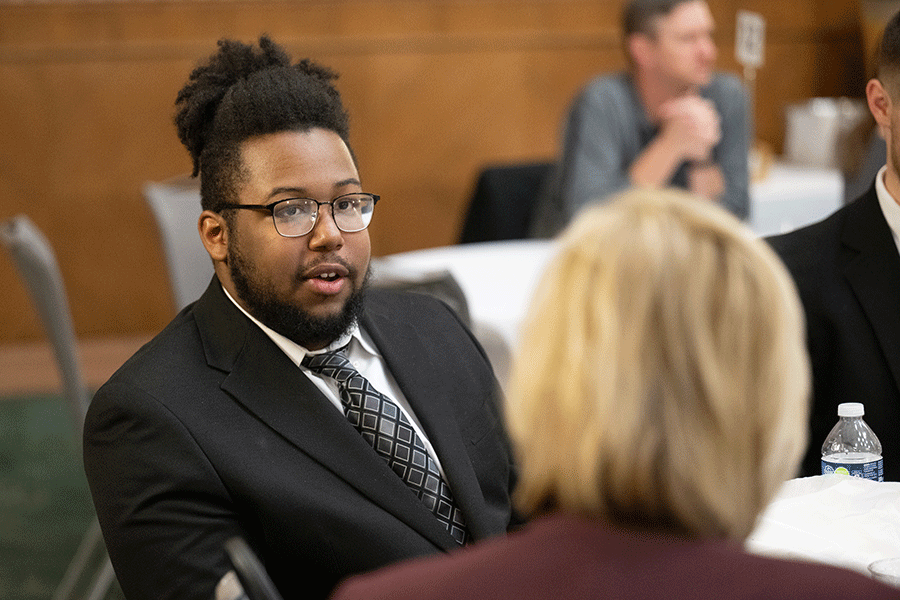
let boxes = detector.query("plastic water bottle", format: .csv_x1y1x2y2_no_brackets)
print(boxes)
821,402,883,481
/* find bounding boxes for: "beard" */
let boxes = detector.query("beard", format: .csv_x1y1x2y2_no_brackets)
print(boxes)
227,239,369,350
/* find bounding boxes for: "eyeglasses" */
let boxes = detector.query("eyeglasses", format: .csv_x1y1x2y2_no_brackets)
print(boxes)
218,192,379,238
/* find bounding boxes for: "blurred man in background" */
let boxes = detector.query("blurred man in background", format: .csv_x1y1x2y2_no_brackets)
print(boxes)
531,0,749,237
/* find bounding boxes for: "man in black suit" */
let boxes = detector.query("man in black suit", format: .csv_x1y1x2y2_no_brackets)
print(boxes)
768,11,900,481
83,37,517,600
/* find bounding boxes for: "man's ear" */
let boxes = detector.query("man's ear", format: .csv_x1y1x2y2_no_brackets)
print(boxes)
867,78,893,136
628,33,655,70
199,210,229,263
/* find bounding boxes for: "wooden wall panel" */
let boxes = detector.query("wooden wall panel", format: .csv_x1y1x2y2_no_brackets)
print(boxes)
0,0,866,343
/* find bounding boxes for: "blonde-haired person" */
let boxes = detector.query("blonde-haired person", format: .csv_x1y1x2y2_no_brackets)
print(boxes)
330,188,899,600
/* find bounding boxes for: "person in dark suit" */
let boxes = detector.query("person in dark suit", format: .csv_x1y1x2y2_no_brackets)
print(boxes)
83,37,516,600
330,188,898,600
768,9,900,481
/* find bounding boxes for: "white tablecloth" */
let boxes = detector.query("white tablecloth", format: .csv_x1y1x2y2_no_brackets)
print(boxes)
749,162,844,237
747,475,900,574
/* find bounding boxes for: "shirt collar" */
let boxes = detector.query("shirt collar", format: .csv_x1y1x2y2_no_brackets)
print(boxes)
221,284,376,366
874,165,900,255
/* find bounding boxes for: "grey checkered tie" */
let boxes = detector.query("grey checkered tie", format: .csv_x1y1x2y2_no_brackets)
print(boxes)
302,347,469,545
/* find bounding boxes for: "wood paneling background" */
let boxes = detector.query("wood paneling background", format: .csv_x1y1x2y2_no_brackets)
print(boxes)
0,0,867,343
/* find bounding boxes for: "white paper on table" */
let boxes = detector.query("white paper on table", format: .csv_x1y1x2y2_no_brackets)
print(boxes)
746,475,900,574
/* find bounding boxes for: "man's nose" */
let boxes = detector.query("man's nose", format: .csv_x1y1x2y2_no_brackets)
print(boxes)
308,206,344,250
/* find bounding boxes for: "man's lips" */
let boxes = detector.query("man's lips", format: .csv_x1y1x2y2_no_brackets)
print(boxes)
302,263,350,281
301,262,351,295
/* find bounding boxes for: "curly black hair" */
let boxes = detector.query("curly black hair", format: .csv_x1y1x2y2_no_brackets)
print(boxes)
174,36,351,211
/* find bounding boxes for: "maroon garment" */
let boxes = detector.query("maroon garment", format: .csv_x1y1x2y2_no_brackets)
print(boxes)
331,512,900,600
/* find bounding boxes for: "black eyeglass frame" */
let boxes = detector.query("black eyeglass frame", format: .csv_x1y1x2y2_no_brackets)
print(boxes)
217,192,380,237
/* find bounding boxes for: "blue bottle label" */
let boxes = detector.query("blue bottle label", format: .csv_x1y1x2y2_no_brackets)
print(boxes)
821,458,883,482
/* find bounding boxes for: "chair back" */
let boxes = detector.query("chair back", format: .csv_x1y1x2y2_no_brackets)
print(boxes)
370,259,471,329
143,175,213,312
459,162,554,243
0,215,90,435
223,537,285,600
1,215,117,600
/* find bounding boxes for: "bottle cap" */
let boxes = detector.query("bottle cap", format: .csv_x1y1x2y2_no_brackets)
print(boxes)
838,402,864,417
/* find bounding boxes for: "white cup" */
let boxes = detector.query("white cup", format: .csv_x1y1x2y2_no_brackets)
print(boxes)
868,557,900,588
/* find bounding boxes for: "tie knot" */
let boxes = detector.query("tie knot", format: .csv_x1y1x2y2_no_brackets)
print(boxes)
301,346,358,385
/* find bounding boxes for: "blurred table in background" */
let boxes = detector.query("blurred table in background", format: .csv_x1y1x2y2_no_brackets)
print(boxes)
749,161,844,237
378,164,845,387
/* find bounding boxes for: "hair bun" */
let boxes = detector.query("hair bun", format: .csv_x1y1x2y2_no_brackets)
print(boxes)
174,35,293,175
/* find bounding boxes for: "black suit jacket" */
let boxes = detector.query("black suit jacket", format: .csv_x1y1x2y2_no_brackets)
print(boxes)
768,185,900,481
83,278,516,600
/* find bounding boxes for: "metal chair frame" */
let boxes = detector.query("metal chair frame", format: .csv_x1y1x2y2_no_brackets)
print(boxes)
1,214,116,600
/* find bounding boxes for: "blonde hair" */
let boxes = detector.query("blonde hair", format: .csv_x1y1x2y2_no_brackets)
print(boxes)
507,187,810,541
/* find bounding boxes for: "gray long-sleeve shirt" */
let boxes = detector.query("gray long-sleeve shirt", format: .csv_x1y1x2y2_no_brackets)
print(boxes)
532,72,750,237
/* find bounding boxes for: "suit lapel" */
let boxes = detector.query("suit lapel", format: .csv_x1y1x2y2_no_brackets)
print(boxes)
362,294,495,541
192,280,459,550
841,188,900,394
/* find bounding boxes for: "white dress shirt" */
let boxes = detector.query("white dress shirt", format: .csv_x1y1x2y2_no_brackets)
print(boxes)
221,285,447,475
875,165,900,257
